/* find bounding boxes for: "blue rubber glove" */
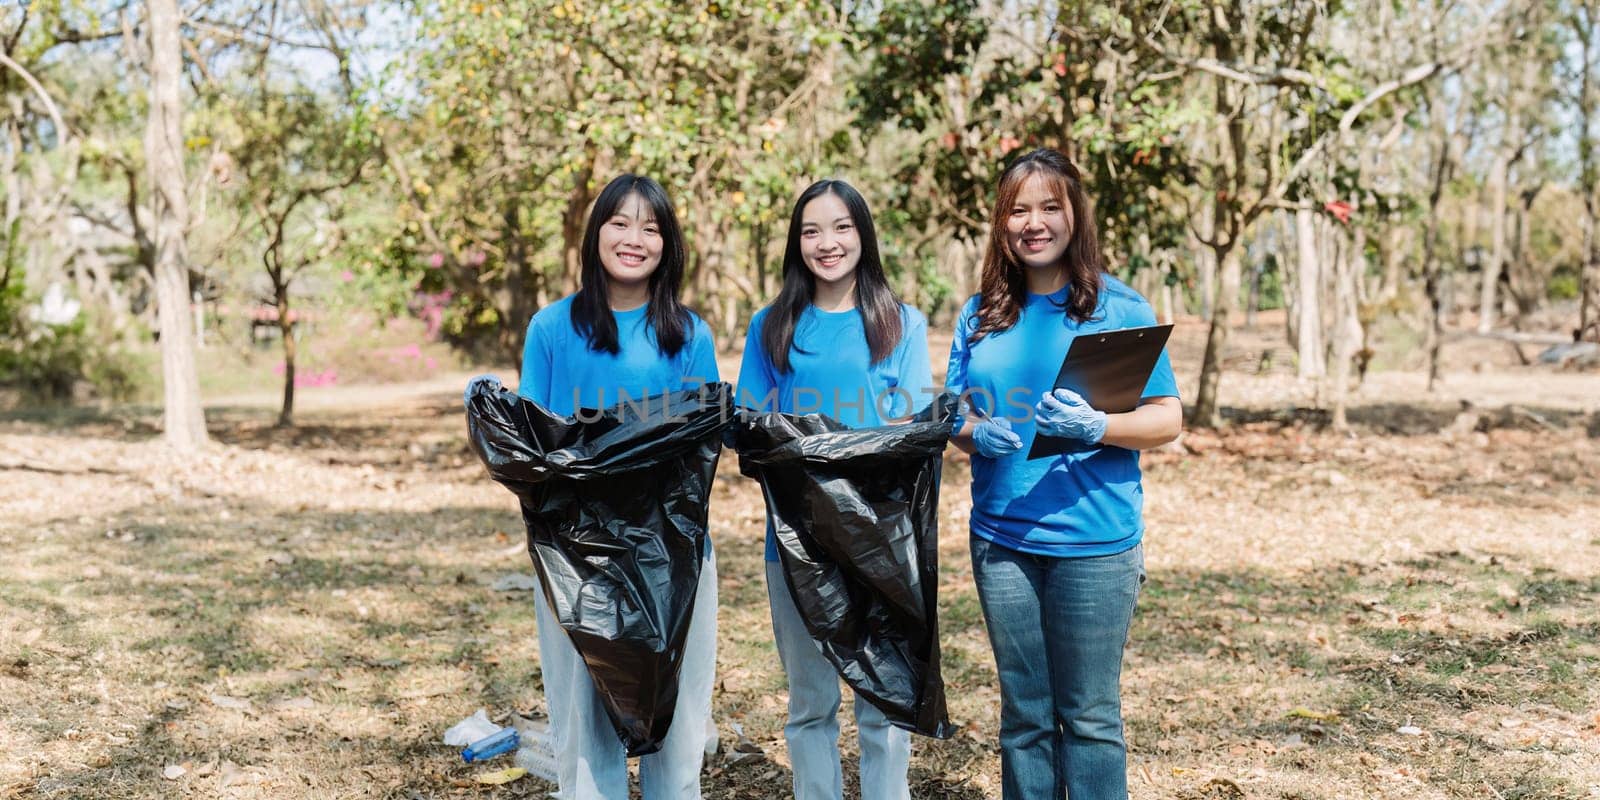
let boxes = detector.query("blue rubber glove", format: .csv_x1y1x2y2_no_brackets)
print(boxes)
1034,387,1108,444
464,374,502,405
971,415,1024,458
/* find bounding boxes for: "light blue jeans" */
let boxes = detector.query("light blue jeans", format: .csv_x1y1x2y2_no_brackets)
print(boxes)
534,546,718,800
766,560,912,800
970,537,1144,800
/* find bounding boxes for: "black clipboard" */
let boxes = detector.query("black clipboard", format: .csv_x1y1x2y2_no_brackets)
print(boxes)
1026,324,1173,459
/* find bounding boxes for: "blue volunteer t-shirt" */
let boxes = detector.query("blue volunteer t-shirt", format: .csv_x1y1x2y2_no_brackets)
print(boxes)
517,293,719,414
737,302,935,561
945,275,1178,558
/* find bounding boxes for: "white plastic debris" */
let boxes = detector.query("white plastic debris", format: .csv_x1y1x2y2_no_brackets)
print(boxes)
29,283,81,326
444,709,501,747
512,715,559,783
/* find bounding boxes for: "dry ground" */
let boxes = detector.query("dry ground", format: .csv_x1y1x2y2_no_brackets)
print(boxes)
2,320,1599,799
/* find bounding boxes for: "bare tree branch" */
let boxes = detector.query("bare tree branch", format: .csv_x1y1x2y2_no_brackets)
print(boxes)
0,53,71,150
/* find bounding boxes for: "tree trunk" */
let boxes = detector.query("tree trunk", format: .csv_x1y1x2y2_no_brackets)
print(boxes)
500,197,540,368
1578,9,1600,344
1477,118,1517,334
1282,213,1300,348
1192,246,1239,429
1379,226,1407,303
1584,214,1600,343
1505,186,1543,323
753,219,773,301
947,237,976,311
561,143,600,295
1245,259,1262,329
275,280,296,428
1329,227,1363,431
1457,184,1480,327
1423,137,1453,393
1294,207,1325,379
145,0,208,448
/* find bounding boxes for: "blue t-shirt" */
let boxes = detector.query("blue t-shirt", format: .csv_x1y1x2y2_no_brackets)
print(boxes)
737,302,935,560
517,293,719,414
944,275,1178,558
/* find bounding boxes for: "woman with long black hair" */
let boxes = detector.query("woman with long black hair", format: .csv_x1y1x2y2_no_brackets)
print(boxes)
736,179,933,800
945,149,1181,799
518,174,719,799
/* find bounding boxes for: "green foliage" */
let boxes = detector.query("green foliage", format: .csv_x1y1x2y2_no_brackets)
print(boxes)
854,1,988,132
0,262,144,405
852,0,1203,280
1547,267,1580,301
388,0,836,355
3,0,1593,390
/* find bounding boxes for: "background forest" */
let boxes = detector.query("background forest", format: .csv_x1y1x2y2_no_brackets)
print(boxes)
3,3,1599,799
1,0,1597,430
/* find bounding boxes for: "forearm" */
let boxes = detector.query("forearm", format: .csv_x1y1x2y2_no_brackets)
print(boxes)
1098,396,1182,450
950,417,977,455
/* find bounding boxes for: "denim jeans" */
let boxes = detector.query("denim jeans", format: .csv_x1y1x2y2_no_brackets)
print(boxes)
969,537,1144,800
534,546,718,800
766,561,912,800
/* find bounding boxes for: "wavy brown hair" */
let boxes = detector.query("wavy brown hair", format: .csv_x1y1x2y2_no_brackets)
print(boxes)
969,148,1104,342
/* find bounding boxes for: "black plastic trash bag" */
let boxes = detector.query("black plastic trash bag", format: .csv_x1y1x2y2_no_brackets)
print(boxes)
732,395,956,739
464,377,732,756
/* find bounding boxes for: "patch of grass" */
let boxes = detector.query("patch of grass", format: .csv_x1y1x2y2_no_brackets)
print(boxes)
6,385,1599,799
1518,573,1600,608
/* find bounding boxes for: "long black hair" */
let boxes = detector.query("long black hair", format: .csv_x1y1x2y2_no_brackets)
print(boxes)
569,174,692,356
761,179,904,373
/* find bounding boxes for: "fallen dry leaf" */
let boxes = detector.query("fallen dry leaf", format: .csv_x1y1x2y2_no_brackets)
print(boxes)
474,767,526,785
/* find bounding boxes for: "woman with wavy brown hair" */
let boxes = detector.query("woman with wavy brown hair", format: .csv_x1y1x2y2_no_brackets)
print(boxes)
944,148,1182,799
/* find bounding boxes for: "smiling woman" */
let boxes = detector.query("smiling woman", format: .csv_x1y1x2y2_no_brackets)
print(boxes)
594,191,665,308
514,173,721,800
734,178,934,800
944,148,1182,800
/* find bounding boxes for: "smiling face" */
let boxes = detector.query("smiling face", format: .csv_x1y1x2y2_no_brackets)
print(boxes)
596,192,663,294
798,192,862,291
1004,173,1075,273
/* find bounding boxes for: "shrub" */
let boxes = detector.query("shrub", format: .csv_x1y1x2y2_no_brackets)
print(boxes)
0,267,147,405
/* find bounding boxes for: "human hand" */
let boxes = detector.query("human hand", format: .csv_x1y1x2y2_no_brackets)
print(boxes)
464,374,502,405
1034,387,1107,444
972,415,1024,458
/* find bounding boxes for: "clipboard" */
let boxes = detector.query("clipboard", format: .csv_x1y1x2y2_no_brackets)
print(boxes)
1027,323,1173,459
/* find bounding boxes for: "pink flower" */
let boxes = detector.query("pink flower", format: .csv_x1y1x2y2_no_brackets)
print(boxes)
428,252,445,269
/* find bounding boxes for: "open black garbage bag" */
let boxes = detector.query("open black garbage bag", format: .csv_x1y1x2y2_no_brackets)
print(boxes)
732,395,956,739
464,377,732,756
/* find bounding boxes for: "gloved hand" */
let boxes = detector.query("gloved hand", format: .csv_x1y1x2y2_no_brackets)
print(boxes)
971,415,1024,458
464,374,502,406
1034,387,1108,444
